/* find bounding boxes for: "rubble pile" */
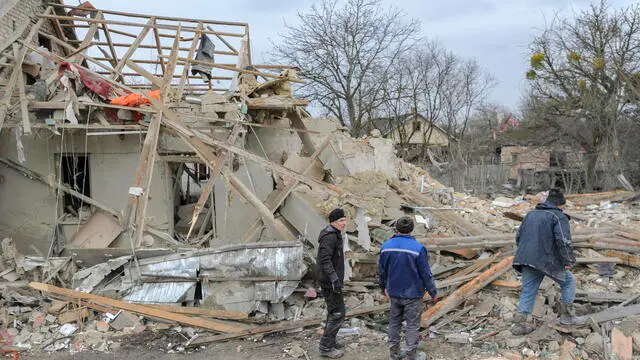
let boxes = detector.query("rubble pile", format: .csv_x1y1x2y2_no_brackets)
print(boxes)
0,1,639,359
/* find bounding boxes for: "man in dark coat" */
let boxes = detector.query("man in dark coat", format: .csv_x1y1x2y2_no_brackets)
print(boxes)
316,208,347,358
378,216,439,360
511,189,584,335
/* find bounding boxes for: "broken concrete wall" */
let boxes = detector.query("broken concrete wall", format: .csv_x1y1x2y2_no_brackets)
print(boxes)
0,130,172,254
212,160,274,245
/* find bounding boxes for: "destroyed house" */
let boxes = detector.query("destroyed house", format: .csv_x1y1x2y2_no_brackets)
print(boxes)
0,1,403,312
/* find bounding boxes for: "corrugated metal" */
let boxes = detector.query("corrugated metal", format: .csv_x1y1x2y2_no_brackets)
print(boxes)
198,245,303,279
122,282,196,303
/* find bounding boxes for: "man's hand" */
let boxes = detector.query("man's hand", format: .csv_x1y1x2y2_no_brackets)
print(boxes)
564,265,574,270
332,279,342,294
432,295,441,303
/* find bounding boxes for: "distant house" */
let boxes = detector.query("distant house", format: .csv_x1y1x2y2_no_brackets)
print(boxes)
499,145,586,190
362,112,455,160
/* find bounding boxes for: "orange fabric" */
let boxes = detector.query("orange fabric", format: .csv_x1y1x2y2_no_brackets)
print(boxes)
110,90,160,107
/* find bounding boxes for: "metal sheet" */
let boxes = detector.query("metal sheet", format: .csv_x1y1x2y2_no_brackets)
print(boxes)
198,245,303,279
122,282,196,304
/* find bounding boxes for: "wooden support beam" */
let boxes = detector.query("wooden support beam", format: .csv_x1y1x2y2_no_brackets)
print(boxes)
47,3,248,27
14,44,31,135
603,250,640,268
188,302,394,346
161,55,305,83
144,304,247,320
587,303,640,324
177,22,202,100
100,19,120,71
186,124,243,239
110,17,155,80
240,134,333,243
29,282,246,333
223,169,296,241
421,256,514,327
38,15,245,38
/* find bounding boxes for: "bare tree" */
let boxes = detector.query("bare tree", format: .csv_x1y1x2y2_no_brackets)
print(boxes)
524,1,640,190
273,0,420,137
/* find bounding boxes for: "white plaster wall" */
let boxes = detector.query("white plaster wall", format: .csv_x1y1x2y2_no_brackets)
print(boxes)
0,129,172,254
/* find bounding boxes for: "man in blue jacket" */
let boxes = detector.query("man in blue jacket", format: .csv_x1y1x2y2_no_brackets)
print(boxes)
511,189,584,335
378,216,439,360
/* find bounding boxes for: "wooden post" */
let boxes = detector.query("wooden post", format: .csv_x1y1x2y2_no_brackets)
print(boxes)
420,256,514,327
15,44,31,135
110,17,155,79
177,22,202,99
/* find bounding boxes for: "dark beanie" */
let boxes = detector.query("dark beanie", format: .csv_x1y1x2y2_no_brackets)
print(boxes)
546,188,566,206
328,208,345,223
395,216,414,234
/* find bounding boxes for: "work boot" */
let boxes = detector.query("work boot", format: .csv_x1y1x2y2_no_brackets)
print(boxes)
558,302,585,326
510,313,535,335
389,344,401,360
334,340,345,349
320,348,344,358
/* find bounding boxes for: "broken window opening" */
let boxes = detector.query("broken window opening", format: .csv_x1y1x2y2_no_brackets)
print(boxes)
58,154,91,217
37,34,52,51
413,121,421,132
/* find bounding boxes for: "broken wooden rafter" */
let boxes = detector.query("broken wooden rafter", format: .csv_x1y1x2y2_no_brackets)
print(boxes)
159,55,305,83
47,3,248,27
110,17,155,80
14,44,31,135
421,256,514,327
602,250,640,268
29,282,247,333
240,133,333,243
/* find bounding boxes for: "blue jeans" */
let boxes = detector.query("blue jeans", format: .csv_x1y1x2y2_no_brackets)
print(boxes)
516,266,576,314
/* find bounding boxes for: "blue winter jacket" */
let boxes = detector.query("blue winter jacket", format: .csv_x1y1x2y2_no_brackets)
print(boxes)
513,202,576,282
378,234,437,299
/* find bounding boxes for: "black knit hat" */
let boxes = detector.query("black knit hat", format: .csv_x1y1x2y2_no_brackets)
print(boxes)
328,208,346,223
546,188,566,206
395,216,414,234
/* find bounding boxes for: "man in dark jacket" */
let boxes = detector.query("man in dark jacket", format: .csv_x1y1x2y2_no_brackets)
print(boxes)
316,208,347,358
378,216,439,360
511,189,584,335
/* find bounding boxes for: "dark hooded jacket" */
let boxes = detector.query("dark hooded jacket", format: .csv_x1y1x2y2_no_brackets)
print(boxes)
316,225,345,288
513,202,576,282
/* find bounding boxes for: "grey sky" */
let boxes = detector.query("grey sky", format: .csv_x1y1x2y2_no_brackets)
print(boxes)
80,0,631,110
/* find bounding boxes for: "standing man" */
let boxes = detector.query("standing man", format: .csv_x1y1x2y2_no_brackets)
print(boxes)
378,216,439,360
317,208,347,358
511,188,584,335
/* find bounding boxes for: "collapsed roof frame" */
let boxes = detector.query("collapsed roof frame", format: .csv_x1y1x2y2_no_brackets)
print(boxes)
0,2,349,264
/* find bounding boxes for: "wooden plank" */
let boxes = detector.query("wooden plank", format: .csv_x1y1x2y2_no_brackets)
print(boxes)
223,169,296,241
152,27,166,75
145,304,247,320
559,339,576,360
177,22,202,99
30,282,246,333
47,3,248,27
240,134,333,243
611,327,632,360
421,256,514,327
186,124,243,239
100,19,120,70
0,44,27,135
39,15,244,38
188,302,394,346
110,17,155,80
14,44,30,135
587,303,640,323
603,250,640,269
161,55,305,83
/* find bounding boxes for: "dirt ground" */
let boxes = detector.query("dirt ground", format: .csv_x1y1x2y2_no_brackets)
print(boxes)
20,327,492,360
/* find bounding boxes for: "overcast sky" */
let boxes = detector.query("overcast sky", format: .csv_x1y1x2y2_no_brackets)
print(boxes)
79,0,631,110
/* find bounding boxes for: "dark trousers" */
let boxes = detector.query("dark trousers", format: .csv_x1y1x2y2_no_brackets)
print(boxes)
319,286,345,351
388,297,423,354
